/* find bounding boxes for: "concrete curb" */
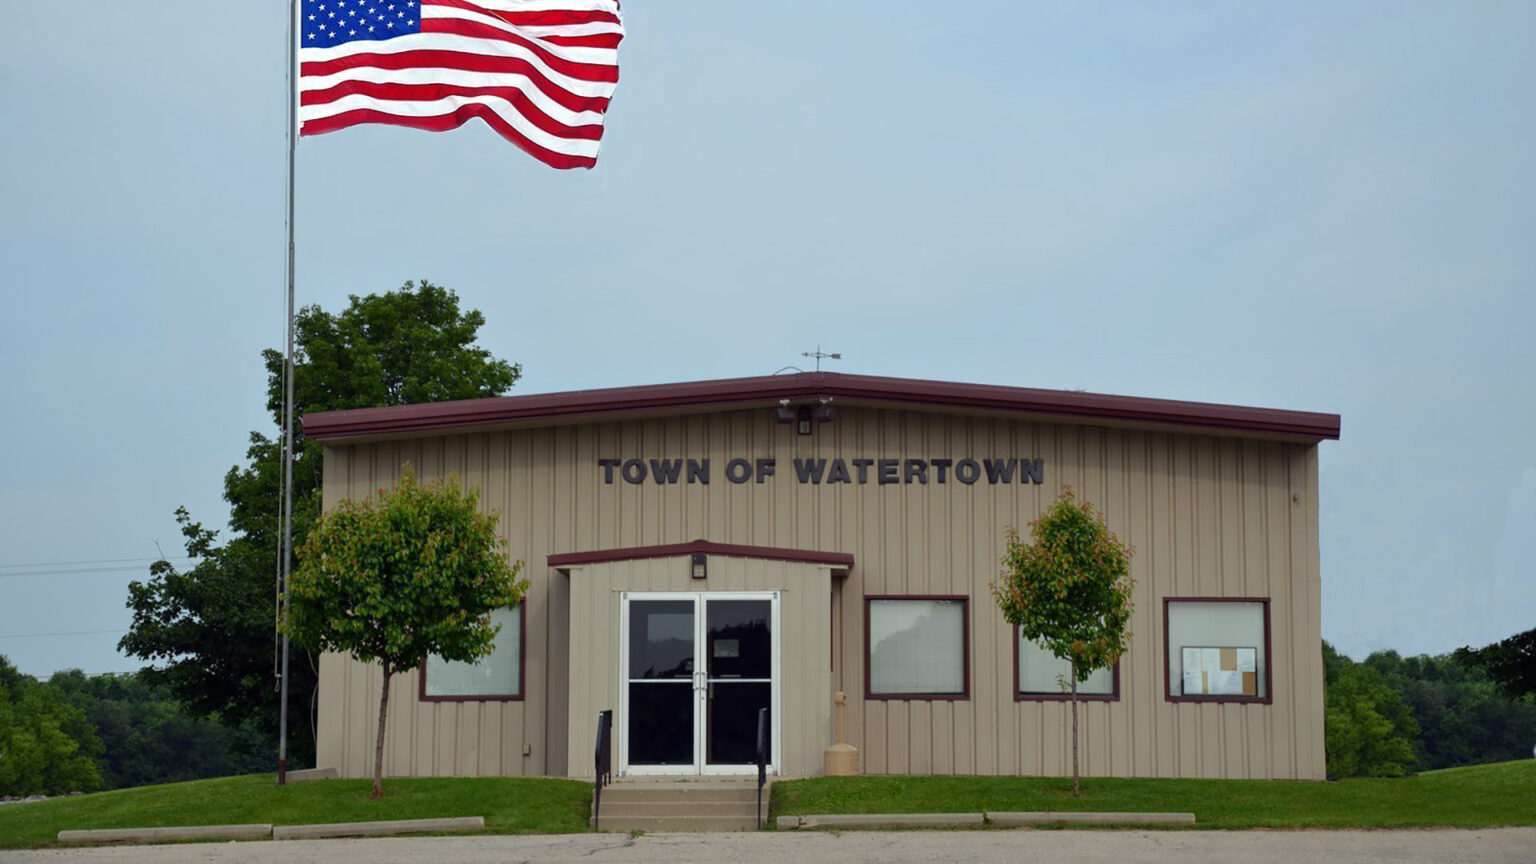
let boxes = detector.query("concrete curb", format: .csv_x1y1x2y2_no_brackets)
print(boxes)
282,767,339,783
987,811,1196,826
58,824,274,845
272,816,485,840
777,811,1196,830
778,813,985,830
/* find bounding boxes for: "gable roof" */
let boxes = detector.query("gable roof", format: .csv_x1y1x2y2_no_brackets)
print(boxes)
301,371,1341,443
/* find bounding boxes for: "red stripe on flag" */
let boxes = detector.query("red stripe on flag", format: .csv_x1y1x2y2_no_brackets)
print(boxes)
301,105,598,170
301,52,612,114
422,18,620,83
542,33,623,49
301,81,605,139
427,1,621,28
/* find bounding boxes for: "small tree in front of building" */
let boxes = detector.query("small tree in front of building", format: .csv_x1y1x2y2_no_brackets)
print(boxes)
994,487,1134,797
285,465,526,797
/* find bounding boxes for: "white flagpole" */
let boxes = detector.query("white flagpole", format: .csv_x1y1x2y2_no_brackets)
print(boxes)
278,0,298,786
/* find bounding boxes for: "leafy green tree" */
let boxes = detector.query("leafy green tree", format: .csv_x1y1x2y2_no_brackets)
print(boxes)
0,658,103,796
1456,628,1536,702
285,467,527,797
1322,643,1418,777
1359,648,1536,770
993,487,1134,797
121,282,519,769
48,670,268,790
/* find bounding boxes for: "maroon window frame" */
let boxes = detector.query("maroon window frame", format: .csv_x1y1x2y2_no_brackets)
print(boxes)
419,603,527,703
1013,627,1121,702
864,595,971,701
1162,597,1273,705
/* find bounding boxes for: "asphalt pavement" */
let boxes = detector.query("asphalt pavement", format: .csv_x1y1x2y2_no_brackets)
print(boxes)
5,829,1535,864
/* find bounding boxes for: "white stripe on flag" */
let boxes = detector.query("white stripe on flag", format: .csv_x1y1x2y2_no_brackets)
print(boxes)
515,22,625,39
424,4,619,66
299,66,609,129
467,0,621,14
300,34,616,99
299,93,604,157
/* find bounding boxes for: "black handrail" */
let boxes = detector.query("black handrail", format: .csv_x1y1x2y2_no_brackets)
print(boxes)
754,706,768,829
593,709,612,830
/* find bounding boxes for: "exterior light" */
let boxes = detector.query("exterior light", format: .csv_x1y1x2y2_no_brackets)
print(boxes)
796,405,813,436
774,399,795,424
814,403,837,425
691,553,707,580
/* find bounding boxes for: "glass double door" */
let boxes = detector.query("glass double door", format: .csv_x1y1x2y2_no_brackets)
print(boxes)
621,592,777,775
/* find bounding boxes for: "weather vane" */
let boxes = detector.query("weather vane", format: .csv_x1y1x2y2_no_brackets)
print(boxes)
802,346,842,372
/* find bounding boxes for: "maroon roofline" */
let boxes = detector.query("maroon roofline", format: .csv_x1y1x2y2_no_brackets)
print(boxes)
302,372,1341,443
547,540,854,569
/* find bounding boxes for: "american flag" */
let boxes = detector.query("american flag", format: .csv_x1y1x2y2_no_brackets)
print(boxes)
298,0,624,169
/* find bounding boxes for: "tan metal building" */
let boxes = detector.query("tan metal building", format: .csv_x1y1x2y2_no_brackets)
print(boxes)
302,372,1340,782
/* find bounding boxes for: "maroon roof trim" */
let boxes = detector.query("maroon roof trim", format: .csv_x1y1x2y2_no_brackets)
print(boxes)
302,371,1341,443
547,540,854,569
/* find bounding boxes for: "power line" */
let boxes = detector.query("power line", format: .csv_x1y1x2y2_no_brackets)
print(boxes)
0,556,192,570
0,564,188,580
0,628,129,640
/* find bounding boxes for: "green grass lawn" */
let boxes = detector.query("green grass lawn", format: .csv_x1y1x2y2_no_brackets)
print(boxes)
772,759,1536,829
0,775,592,849
5,761,1532,848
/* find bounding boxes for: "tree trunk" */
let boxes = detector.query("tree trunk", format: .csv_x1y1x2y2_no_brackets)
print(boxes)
373,665,392,799
1070,659,1080,798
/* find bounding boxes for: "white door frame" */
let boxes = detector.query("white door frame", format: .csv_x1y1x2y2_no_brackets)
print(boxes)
618,591,782,777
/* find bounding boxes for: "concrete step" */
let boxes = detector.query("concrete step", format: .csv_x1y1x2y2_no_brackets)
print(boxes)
600,784,760,803
594,814,760,833
591,781,769,832
596,800,757,818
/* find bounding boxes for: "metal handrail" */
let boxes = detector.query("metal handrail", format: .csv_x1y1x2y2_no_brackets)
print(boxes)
593,709,613,830
755,707,768,829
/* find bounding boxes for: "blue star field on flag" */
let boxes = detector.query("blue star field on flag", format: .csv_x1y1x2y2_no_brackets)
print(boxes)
303,0,421,47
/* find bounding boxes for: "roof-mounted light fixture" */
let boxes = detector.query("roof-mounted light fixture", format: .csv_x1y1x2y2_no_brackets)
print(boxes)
774,398,795,425
814,396,837,425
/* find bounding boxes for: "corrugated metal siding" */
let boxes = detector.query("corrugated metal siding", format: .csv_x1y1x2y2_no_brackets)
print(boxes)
315,406,1325,780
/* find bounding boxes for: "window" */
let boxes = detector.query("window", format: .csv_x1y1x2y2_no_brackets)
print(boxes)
865,596,968,699
421,605,523,701
1164,598,1269,703
1016,630,1117,700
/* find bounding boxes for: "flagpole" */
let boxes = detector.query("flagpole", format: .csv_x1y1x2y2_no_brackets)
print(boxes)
278,0,298,787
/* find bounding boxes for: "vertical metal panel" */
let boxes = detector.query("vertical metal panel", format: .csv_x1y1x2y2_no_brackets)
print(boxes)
316,405,1326,780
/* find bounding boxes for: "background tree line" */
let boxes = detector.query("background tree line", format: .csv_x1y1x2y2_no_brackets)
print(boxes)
0,656,271,796
1324,635,1536,777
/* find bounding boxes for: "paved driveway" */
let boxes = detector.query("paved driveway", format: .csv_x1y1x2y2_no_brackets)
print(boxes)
5,829,1534,864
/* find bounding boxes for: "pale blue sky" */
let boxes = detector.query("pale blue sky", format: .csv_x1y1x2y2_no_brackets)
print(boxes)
2,2,1532,677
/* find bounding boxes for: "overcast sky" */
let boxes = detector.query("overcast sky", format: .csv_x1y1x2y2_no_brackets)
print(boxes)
2,2,1532,678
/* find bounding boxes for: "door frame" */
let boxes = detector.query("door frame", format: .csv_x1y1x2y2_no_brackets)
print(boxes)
617,590,782,777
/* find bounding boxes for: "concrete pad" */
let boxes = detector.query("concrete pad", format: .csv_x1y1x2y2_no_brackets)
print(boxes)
282,767,338,783
58,824,273,845
778,813,985,830
987,811,1195,826
271,816,485,840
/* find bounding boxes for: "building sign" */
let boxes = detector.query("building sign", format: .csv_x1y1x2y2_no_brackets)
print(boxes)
597,457,1045,486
